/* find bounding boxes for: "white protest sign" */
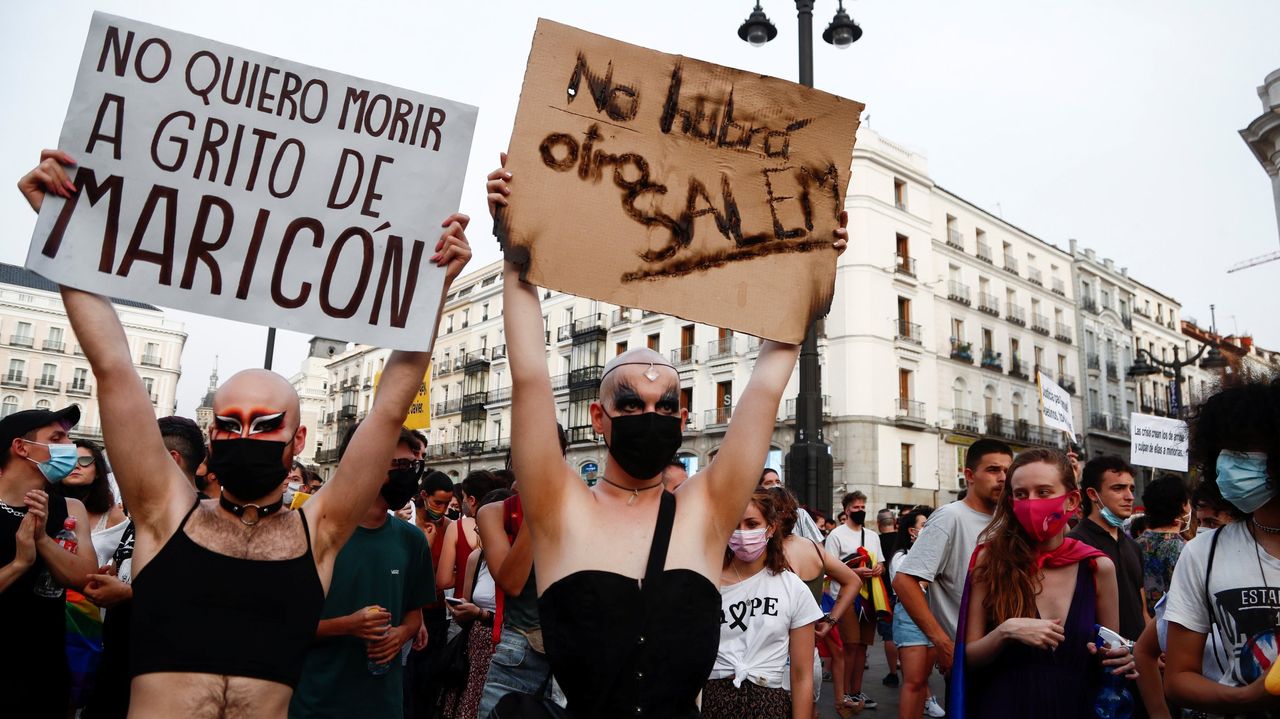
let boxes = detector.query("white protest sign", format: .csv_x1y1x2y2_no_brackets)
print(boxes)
1037,370,1075,436
1129,413,1189,472
28,12,477,350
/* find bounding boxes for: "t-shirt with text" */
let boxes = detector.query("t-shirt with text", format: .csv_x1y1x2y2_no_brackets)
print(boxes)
709,568,823,689
896,501,992,640
1165,521,1280,703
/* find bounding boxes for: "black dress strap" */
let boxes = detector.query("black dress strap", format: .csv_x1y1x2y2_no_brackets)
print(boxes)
643,490,677,584
179,495,202,527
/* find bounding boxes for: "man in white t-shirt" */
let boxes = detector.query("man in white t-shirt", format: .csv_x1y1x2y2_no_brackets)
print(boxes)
1164,378,1280,717
893,438,1011,684
824,490,883,709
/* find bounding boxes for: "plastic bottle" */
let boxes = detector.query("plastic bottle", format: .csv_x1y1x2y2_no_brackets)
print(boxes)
33,516,78,599
1093,625,1134,719
366,605,392,675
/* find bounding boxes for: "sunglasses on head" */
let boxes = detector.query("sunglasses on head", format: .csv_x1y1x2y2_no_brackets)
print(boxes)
75,455,96,468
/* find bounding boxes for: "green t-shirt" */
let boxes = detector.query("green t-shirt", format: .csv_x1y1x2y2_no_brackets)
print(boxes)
289,516,434,719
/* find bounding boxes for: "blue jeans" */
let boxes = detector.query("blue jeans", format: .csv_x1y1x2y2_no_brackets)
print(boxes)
475,629,559,719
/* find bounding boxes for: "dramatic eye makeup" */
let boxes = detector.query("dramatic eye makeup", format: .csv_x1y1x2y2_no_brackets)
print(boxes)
214,416,243,434
248,412,285,435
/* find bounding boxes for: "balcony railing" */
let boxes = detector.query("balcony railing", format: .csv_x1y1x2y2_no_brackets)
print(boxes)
73,344,85,356
1009,358,1029,380
1121,312,1133,330
946,228,965,251
140,354,162,367
708,337,738,361
433,397,462,416
1089,413,1129,435
895,319,922,344
1031,314,1050,335
339,403,358,418
671,345,698,366
1087,352,1101,370
463,349,490,367
488,386,512,404
947,281,971,305
549,373,570,392
1052,278,1066,296
895,398,926,423
978,293,1000,316
1006,304,1026,326
571,313,607,337
569,365,604,387
949,340,974,364
611,308,633,326
67,382,92,396
1055,323,1074,343
976,241,993,263
705,404,734,427
491,344,507,360
895,254,917,277
1003,256,1020,275
1106,361,1119,381
42,340,66,353
1027,267,1043,286
314,448,340,464
556,324,573,342
784,395,832,419
980,350,1003,372
1081,295,1099,314
9,335,34,348
34,379,60,392
1060,374,1077,394
952,408,980,433
2,374,28,388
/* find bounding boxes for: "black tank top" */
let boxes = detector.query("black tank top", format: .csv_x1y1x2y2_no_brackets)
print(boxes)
538,490,721,719
129,499,324,687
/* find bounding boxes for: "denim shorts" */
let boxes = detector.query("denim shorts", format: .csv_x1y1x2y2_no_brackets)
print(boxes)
891,606,933,648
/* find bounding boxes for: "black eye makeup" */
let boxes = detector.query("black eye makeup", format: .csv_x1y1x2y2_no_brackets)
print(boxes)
214,416,243,434
248,412,286,435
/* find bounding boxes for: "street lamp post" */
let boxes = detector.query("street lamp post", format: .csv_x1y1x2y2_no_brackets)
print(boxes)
736,1,860,516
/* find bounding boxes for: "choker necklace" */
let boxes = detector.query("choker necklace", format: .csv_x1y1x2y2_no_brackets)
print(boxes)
598,476,664,506
1255,517,1280,535
219,493,284,526
0,499,26,518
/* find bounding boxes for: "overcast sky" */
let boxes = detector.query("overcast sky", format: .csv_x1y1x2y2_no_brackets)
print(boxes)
3,0,1277,416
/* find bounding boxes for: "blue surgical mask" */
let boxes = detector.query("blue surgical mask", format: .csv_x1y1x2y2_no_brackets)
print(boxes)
1216,450,1274,514
1099,504,1127,528
23,440,78,483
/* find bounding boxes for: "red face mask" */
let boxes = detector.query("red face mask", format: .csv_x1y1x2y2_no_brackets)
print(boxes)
1012,491,1077,542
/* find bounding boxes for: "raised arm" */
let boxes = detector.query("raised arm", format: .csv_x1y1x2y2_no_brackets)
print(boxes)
20,152,191,539
307,215,470,562
693,339,799,537
489,158,576,527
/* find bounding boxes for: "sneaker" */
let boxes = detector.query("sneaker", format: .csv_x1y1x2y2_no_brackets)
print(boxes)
923,695,946,717
856,693,878,709
882,672,900,687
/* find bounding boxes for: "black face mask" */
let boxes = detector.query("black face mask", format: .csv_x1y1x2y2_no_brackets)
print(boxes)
381,468,420,510
445,508,461,520
208,439,289,502
605,411,682,480
849,510,867,526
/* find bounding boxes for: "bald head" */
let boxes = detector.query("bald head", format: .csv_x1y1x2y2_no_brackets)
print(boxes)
599,348,678,409
212,369,302,436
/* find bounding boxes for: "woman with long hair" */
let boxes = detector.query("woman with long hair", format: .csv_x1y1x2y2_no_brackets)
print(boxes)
887,506,944,718
772,487,862,717
704,488,822,719
52,440,127,565
957,448,1136,716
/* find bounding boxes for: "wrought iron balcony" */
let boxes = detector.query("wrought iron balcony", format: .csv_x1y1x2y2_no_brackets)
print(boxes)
946,229,965,251
978,293,1000,316
1027,267,1044,287
9,335,33,348
1052,278,1066,296
67,382,92,396
1003,256,1020,276
2,373,28,388
1081,296,1099,315
1006,305,1026,327
34,378,60,392
671,345,698,366
708,337,738,361
705,405,734,427
895,254,917,278
976,241,993,264
952,408,980,433
141,354,162,367
949,340,974,364
980,349,1003,372
947,281,971,305
611,308,633,326
895,319,922,344
1031,314,1050,335
42,340,66,353
895,398,926,425
1055,323,1074,343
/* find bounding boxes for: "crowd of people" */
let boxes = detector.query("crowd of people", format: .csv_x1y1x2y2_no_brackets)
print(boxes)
3,151,1280,719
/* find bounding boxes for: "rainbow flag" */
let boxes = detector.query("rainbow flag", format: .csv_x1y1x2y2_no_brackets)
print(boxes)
66,589,105,707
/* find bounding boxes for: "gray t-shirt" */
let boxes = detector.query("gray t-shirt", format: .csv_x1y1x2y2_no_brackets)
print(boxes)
896,500,992,640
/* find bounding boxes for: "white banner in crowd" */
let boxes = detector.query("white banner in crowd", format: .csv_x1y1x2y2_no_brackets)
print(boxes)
1037,370,1075,436
1129,412,1190,472
27,12,477,350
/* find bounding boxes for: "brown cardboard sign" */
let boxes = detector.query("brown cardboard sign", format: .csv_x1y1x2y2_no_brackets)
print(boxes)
500,19,863,344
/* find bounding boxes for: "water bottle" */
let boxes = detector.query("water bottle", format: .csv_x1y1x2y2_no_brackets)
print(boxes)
33,516,79,599
1093,625,1134,719
366,606,392,675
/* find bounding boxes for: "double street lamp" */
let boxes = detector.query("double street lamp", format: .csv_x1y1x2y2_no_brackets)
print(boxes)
735,1,862,515
1127,305,1230,418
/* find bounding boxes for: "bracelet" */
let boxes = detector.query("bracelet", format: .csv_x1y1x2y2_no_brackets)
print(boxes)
821,614,837,625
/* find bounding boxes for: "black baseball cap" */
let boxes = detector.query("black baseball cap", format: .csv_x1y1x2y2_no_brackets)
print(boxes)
0,406,81,462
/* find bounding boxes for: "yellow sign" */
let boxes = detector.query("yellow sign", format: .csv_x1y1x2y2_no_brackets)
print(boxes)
373,369,430,430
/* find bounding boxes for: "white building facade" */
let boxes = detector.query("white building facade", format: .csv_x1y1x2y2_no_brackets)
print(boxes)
0,263,187,439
